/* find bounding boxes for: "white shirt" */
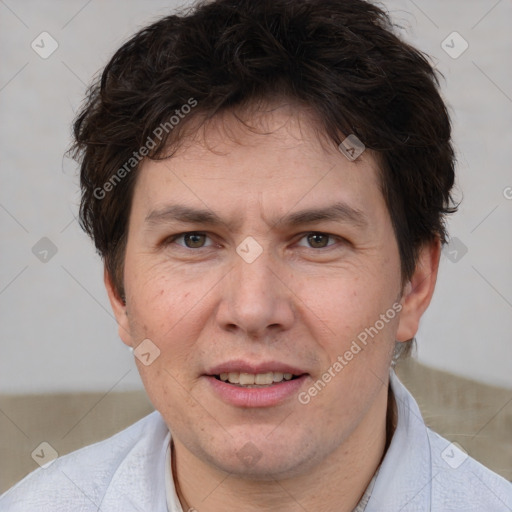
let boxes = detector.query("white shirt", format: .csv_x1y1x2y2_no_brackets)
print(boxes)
2,370,511,511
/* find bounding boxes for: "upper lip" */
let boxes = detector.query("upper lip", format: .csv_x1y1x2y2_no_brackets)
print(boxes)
206,360,308,376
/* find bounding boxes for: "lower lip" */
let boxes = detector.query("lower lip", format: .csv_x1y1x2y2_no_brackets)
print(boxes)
205,375,308,408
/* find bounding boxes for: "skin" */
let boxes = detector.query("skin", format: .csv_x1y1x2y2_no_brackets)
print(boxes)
106,102,440,512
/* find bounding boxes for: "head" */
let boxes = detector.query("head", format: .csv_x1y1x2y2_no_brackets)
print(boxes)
72,0,456,479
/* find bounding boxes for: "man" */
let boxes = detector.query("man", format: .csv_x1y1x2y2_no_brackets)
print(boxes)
2,0,510,510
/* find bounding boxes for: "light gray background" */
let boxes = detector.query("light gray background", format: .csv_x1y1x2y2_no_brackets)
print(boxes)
1,0,511,393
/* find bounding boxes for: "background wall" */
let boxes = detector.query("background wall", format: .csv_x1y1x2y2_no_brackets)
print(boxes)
0,0,511,394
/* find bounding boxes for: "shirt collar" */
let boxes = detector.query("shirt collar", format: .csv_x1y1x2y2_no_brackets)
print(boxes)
100,411,170,511
365,369,432,512
165,432,183,512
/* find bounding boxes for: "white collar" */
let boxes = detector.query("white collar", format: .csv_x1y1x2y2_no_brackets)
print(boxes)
365,370,432,511
165,431,183,512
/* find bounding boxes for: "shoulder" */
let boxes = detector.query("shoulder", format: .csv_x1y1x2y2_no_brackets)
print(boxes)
0,411,168,512
382,371,511,511
427,428,512,511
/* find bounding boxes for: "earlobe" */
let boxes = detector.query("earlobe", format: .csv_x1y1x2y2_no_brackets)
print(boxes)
396,238,441,342
103,267,133,347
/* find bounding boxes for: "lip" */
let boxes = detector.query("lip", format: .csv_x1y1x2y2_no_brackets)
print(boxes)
204,359,309,408
206,359,307,376
204,374,308,408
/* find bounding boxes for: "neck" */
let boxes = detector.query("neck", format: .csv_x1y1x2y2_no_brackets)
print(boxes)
172,382,396,512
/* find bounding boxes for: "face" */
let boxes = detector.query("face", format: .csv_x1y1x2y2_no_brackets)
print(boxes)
107,103,435,480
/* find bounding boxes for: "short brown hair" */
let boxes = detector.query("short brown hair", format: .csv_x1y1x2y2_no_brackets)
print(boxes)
72,0,457,305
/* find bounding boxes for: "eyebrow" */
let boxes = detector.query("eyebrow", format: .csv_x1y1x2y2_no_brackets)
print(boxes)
144,202,368,230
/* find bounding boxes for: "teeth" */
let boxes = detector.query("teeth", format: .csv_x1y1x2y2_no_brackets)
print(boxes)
255,372,274,385
228,372,240,384
239,373,255,385
217,371,298,386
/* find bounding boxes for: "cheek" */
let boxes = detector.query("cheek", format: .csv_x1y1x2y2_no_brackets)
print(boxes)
126,266,224,375
294,268,398,343
136,360,204,435
126,258,205,331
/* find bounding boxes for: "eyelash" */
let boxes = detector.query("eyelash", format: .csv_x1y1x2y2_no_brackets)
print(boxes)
165,231,343,250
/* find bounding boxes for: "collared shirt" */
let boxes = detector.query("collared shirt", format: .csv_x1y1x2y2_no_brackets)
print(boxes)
1,371,511,511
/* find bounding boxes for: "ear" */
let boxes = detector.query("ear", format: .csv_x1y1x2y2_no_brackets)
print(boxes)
396,238,441,342
104,266,134,348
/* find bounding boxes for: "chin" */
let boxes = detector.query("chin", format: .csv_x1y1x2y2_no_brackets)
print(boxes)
199,435,321,481
218,454,307,481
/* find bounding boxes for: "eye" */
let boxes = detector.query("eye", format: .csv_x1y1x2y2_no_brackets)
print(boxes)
171,232,212,249
297,232,337,249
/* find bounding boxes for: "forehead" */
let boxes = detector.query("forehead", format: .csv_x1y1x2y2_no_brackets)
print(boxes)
131,103,386,227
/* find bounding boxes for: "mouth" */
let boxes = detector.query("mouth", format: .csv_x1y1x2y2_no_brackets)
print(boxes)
213,371,303,388
204,361,309,407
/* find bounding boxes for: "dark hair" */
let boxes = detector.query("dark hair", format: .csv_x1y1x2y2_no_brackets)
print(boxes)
72,0,457,311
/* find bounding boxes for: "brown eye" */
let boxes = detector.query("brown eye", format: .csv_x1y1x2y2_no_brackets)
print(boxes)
306,233,332,248
183,233,207,248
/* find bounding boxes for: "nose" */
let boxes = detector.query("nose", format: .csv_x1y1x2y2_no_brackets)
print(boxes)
215,248,295,339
